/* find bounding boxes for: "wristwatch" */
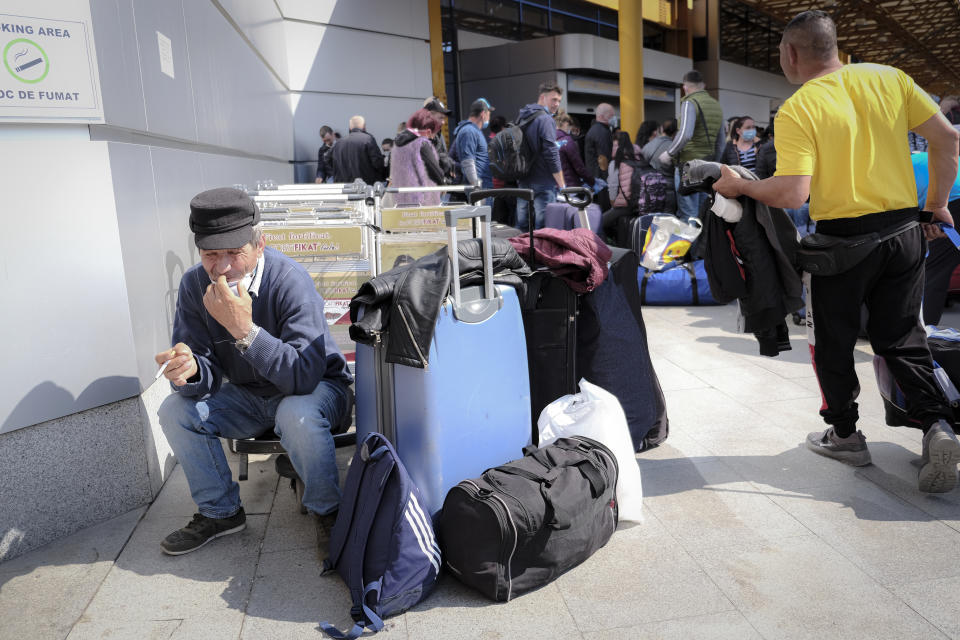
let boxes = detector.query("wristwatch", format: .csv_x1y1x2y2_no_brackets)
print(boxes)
235,323,260,353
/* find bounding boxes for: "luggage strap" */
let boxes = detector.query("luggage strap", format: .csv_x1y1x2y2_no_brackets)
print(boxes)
320,437,394,639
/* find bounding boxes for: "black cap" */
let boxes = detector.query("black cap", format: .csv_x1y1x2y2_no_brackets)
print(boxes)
469,98,494,116
424,97,452,116
189,187,260,250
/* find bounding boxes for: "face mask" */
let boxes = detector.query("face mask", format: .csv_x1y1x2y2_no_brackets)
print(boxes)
742,129,757,141
482,119,489,129
228,268,256,297
609,116,620,129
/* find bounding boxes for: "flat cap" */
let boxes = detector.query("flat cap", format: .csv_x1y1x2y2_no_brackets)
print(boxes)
189,187,260,250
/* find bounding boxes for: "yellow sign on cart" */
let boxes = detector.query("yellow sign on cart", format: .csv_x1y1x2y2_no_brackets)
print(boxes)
380,206,471,233
263,226,365,258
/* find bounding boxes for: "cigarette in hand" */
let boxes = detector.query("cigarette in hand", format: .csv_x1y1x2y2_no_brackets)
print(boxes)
155,360,170,380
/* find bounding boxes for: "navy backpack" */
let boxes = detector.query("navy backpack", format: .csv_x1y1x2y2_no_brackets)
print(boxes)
320,432,440,638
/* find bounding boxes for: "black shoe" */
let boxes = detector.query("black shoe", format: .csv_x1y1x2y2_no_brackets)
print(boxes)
919,420,960,493
160,509,246,556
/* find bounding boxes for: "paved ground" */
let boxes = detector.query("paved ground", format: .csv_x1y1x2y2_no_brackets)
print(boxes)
5,302,960,640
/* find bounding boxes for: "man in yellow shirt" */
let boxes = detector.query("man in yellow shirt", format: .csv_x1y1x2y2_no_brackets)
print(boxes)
714,11,960,493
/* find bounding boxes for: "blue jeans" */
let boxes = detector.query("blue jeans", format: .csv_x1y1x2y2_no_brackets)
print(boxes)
515,184,558,231
786,202,813,236
158,379,350,518
674,167,708,223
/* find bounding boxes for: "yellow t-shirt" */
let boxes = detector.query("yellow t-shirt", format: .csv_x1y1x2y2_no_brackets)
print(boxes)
774,63,938,220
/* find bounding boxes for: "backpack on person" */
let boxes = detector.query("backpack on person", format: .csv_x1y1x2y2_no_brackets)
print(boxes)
488,110,545,182
625,162,676,214
319,432,440,639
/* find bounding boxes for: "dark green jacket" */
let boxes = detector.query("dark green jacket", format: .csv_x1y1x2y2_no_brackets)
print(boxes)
677,90,723,164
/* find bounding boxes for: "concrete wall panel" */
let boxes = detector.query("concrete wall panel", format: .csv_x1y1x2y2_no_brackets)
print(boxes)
131,0,198,142
278,0,429,39
215,0,290,86
284,21,431,97
1,140,139,434
90,0,147,131
184,1,292,160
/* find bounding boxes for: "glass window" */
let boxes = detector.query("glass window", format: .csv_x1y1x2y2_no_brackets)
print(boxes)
551,12,597,36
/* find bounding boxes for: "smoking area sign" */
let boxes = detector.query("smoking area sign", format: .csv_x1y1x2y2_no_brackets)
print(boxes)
0,9,102,121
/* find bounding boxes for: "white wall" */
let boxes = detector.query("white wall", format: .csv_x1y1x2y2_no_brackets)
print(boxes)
278,0,434,180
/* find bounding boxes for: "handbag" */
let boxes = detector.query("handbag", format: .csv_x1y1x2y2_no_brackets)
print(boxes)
639,215,702,271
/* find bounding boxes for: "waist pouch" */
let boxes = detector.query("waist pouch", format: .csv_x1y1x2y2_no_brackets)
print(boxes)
796,220,918,276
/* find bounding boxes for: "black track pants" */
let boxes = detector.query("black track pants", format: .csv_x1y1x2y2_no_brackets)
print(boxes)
806,212,952,435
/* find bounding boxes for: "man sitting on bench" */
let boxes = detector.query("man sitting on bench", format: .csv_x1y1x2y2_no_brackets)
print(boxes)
155,187,353,555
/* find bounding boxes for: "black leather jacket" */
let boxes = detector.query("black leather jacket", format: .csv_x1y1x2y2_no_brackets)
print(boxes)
349,238,530,368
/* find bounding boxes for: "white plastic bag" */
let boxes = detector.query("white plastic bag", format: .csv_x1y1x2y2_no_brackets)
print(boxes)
538,378,643,523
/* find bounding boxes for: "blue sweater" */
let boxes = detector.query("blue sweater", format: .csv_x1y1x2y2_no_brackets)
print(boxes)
172,246,352,399
516,104,561,187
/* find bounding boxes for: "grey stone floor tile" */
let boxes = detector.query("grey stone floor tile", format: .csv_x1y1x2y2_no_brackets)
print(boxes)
0,507,145,640
663,387,768,434
889,576,960,639
259,478,316,555
581,610,763,640
555,523,734,632
636,431,717,467
651,356,711,392
689,535,944,639
68,514,267,640
766,479,960,586
147,455,279,518
404,575,581,640
691,364,818,405
681,415,864,493
241,548,409,640
657,341,749,371
642,459,809,550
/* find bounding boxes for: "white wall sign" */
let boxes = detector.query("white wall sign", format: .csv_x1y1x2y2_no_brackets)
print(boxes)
0,5,103,122
157,31,174,79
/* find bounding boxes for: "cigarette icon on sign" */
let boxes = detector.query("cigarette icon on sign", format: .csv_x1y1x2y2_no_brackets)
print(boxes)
15,57,43,73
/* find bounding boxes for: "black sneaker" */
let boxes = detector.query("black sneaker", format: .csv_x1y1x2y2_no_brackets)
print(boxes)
160,509,246,555
806,427,872,467
918,420,960,493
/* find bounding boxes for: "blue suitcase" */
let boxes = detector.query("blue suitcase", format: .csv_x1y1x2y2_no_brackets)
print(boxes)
355,204,532,517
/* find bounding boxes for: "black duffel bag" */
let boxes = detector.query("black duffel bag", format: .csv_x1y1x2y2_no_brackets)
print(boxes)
437,436,618,602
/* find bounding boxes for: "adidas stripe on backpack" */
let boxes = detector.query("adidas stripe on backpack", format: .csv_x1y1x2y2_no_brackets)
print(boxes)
320,432,439,639
488,110,543,182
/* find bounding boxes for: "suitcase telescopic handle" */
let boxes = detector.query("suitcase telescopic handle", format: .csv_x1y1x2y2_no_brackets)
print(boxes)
559,186,592,209
467,188,535,205
443,205,502,323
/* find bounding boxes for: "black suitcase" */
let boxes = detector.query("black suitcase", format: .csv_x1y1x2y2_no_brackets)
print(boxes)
437,436,618,602
521,271,578,438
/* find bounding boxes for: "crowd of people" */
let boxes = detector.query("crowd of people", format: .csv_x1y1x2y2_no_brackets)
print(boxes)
312,75,801,248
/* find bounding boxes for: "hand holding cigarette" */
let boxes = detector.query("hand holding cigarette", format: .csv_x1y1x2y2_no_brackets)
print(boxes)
154,342,198,386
